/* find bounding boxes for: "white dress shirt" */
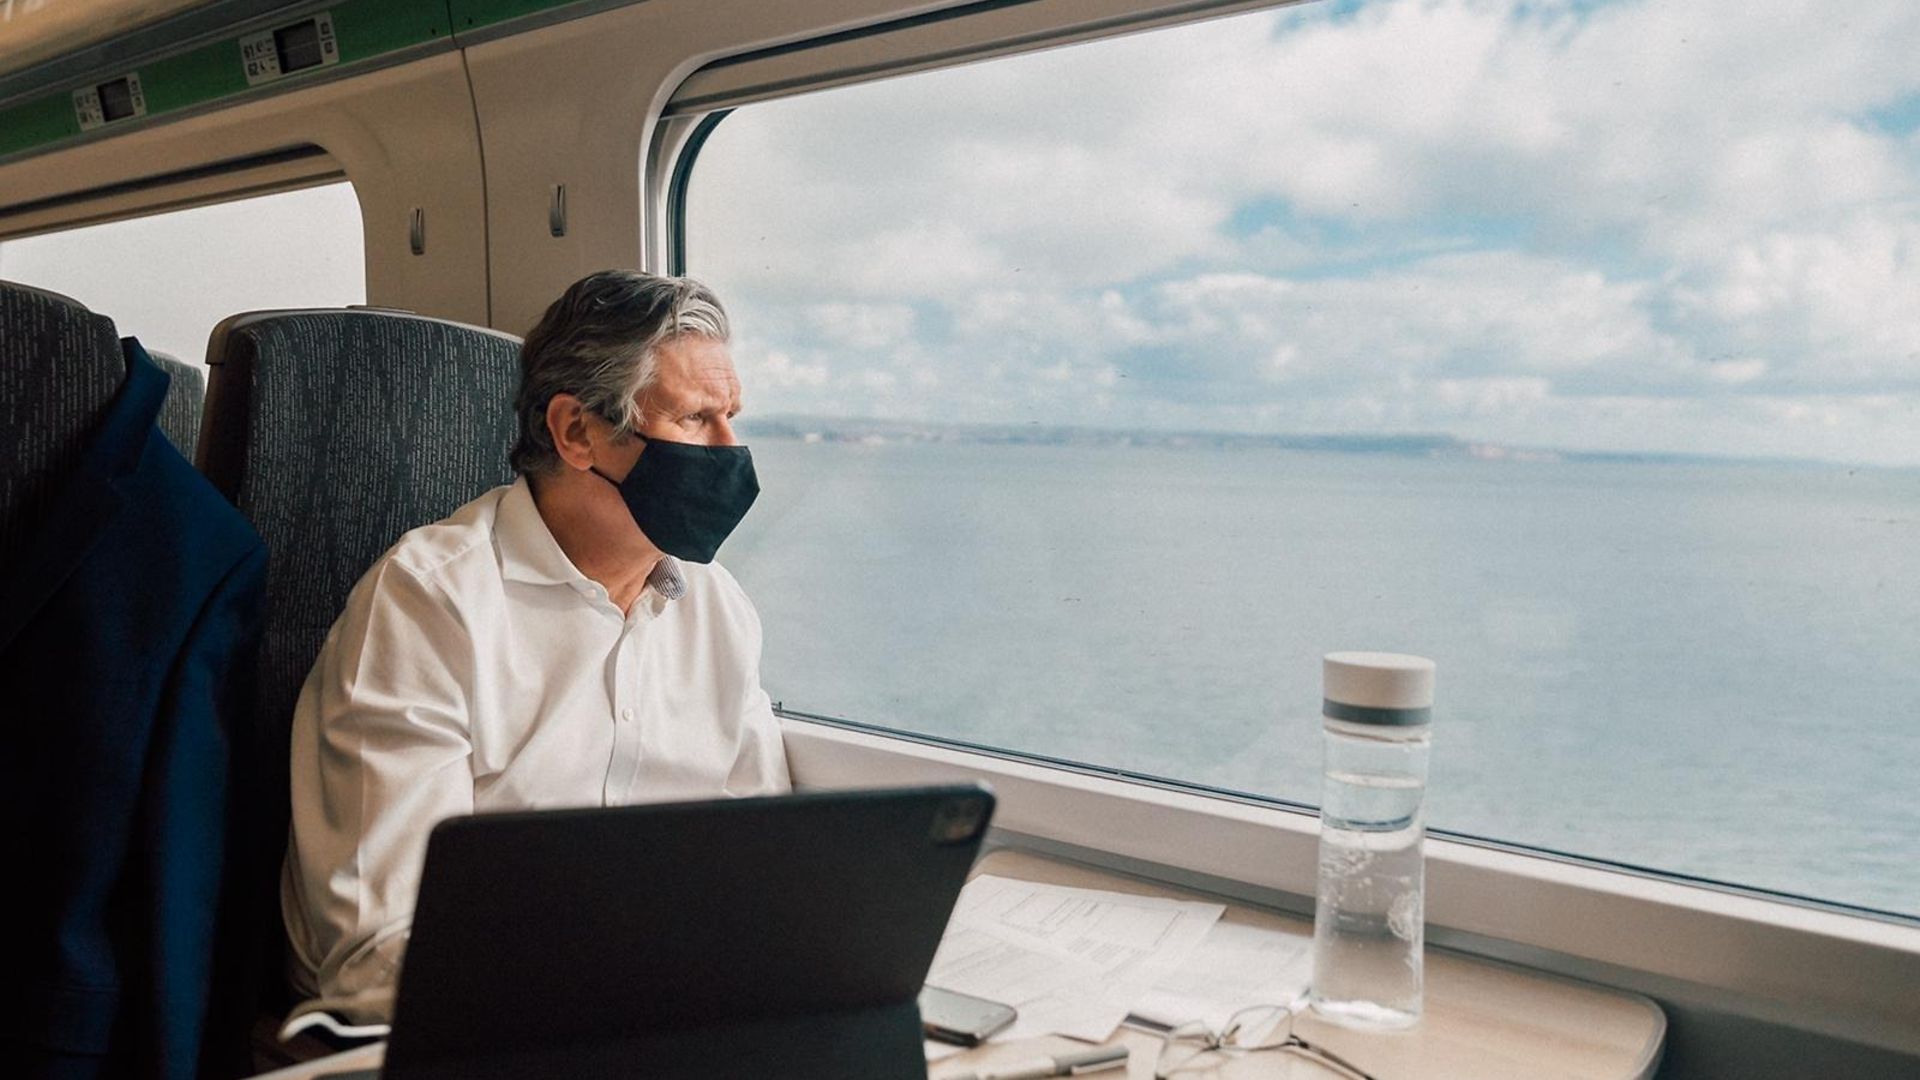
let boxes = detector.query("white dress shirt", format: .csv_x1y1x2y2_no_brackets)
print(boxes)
280,477,790,1028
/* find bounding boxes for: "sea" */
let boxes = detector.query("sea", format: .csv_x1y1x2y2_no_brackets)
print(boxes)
720,436,1920,917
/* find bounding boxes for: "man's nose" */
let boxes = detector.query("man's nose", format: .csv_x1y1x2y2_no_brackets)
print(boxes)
712,413,740,447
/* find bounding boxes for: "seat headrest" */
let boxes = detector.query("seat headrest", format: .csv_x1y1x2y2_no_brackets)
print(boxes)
0,281,125,565
196,307,523,500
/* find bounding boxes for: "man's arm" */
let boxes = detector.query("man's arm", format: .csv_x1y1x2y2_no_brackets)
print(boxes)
728,683,792,796
726,593,791,796
283,558,477,1027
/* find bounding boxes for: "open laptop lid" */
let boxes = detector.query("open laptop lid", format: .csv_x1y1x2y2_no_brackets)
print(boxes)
383,784,995,1080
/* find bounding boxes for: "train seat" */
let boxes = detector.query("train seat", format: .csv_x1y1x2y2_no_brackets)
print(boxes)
0,281,124,566
193,308,520,1064
196,307,522,735
148,348,206,458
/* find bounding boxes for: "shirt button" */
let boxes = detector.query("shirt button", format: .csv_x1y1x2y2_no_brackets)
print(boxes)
621,708,635,722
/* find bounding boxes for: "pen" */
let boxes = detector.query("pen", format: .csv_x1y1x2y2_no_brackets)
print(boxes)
948,1044,1130,1080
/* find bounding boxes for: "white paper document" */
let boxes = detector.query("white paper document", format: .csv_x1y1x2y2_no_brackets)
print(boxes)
926,875,1224,1041
1126,920,1314,1032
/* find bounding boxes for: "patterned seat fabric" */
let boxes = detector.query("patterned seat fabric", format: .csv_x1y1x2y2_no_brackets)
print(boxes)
197,309,522,749
0,282,124,567
148,348,207,458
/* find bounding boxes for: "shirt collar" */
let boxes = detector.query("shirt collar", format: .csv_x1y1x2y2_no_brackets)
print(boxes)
496,476,686,604
496,476,587,587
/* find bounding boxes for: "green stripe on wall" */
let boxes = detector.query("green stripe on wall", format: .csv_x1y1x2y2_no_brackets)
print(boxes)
0,94,80,158
142,43,248,115
333,0,453,61
0,1,453,165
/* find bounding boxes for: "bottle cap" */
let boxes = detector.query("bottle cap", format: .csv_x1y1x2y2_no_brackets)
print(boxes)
1323,651,1434,727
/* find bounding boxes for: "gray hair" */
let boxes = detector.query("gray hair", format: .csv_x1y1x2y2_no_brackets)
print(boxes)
511,270,730,476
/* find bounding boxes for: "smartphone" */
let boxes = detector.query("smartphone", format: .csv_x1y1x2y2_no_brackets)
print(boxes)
920,985,1017,1046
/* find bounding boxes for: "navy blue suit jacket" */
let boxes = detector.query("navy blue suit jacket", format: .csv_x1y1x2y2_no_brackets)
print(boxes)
1,342,269,1079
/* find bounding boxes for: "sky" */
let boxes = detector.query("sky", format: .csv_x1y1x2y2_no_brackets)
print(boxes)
686,0,1920,467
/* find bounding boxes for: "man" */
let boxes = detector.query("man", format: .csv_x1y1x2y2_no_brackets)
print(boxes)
280,271,790,1033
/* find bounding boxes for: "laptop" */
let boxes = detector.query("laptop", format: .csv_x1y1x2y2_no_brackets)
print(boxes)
375,784,995,1080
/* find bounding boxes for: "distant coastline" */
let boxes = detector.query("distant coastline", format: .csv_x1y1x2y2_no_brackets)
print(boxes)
737,415,1866,471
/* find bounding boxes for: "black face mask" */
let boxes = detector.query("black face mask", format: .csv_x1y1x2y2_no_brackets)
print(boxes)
591,437,758,564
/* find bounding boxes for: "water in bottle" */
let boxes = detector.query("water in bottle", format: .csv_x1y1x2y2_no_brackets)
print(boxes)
1309,651,1434,1030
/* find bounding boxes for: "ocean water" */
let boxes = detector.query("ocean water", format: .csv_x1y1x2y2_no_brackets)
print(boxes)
722,438,1920,916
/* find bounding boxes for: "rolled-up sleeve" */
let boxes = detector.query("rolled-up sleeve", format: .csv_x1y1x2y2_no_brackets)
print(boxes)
282,559,475,1027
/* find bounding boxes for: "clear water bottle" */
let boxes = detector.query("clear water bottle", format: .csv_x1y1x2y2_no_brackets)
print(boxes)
1309,651,1435,1030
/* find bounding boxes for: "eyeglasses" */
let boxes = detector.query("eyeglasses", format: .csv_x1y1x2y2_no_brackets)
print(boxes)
1153,1001,1378,1079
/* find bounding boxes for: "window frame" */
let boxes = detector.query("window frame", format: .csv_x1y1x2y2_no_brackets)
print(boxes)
0,144,345,242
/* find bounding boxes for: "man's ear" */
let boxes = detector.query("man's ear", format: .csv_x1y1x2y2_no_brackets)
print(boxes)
547,393,596,472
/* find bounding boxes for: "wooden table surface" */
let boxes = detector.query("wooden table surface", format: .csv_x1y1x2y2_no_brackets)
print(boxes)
929,848,1665,1080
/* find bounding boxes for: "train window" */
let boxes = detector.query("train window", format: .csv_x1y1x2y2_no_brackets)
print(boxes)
683,0,1920,915
0,181,365,366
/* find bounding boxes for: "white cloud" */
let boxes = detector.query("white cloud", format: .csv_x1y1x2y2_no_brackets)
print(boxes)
1135,253,1689,386
1672,212,1920,383
1703,358,1768,386
743,349,828,389
1430,376,1553,415
801,302,916,350
686,0,1920,465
